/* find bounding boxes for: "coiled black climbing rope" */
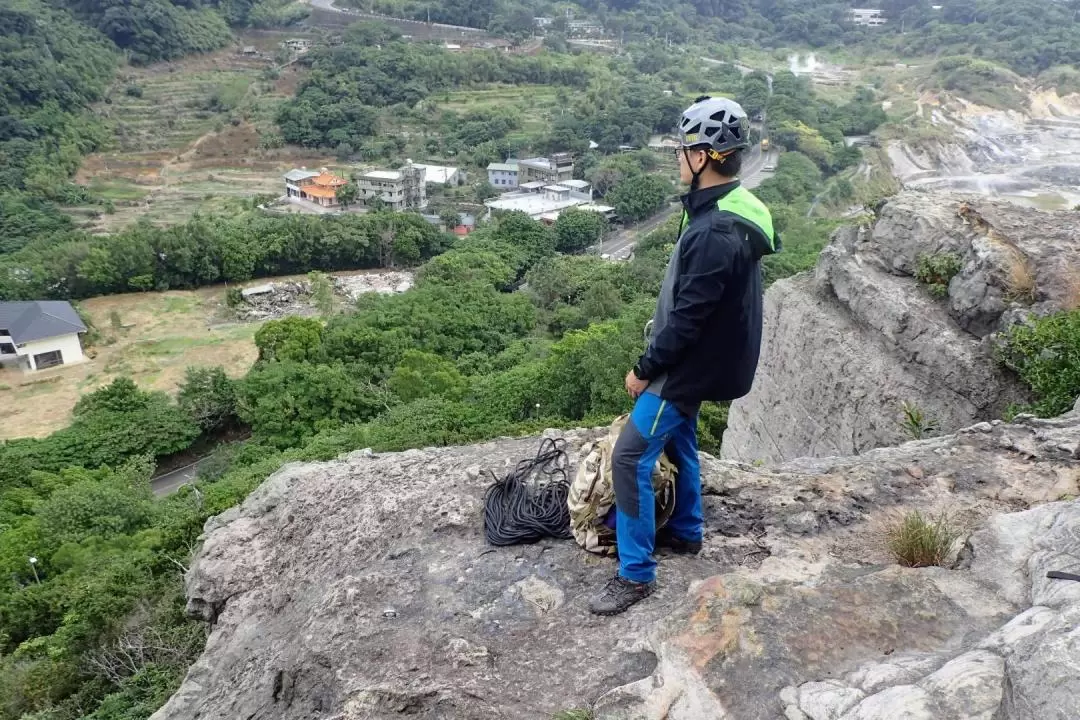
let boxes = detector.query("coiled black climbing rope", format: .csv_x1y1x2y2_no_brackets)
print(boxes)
483,437,574,546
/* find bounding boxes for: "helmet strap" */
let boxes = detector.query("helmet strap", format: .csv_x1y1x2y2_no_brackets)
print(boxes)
684,147,706,192
689,147,737,190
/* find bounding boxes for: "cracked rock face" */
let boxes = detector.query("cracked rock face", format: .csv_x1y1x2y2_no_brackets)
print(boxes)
153,409,1079,720
722,191,1080,465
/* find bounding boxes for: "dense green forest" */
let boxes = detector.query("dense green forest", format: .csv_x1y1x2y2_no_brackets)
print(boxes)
0,210,447,300
345,0,1080,74
0,2,115,205
54,0,307,64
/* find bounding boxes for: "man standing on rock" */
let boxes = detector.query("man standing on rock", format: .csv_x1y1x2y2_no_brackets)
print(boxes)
589,97,780,615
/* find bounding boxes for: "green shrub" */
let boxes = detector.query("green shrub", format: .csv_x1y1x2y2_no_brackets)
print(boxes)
997,309,1080,417
886,511,959,568
898,400,938,440
696,402,729,455
914,252,962,298
74,303,102,347
178,366,238,433
124,85,143,98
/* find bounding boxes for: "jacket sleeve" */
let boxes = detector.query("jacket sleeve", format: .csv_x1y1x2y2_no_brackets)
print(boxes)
635,223,734,380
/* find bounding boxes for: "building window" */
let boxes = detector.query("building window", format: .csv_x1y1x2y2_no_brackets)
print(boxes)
0,328,8,336
33,350,63,369
0,343,14,354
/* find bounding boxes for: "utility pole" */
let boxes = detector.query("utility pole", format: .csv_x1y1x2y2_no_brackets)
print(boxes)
28,557,39,584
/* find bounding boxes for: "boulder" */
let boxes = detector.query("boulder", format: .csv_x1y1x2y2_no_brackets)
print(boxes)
152,409,1080,720
722,191,1080,465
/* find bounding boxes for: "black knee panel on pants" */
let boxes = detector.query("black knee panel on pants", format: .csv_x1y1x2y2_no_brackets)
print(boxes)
613,420,649,520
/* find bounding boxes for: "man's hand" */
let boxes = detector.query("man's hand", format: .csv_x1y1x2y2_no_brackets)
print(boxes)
625,369,649,399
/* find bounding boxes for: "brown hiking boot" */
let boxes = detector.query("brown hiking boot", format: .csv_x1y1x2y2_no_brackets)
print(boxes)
588,574,655,616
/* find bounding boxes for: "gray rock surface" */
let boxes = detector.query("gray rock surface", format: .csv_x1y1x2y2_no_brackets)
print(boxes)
151,407,1080,720
723,191,1080,465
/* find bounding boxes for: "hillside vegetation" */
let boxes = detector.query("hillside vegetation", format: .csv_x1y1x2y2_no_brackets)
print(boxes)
353,0,1080,76
927,56,1026,109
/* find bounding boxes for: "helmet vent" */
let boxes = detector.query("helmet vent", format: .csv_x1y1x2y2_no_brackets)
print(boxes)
710,110,729,123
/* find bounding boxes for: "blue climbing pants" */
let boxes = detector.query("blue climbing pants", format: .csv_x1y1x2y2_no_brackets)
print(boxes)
613,393,702,583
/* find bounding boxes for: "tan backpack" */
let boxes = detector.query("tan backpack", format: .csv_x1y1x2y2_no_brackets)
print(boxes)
568,414,678,555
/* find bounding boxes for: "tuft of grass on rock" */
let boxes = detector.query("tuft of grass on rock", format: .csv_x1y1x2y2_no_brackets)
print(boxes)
899,400,938,440
886,511,959,568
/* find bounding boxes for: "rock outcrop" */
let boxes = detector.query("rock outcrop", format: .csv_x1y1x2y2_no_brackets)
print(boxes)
153,404,1080,720
722,191,1080,465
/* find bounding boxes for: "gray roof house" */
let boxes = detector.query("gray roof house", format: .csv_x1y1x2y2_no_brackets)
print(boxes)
284,169,320,183
0,301,88,371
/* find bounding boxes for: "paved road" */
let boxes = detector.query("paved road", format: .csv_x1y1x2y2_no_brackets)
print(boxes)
151,456,215,496
596,144,778,260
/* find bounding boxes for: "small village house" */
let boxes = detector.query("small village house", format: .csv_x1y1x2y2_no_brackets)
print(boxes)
850,8,886,26
0,301,87,372
455,213,477,236
356,162,427,211
567,20,604,36
518,154,574,185
488,154,574,189
284,168,348,208
487,161,520,188
282,38,312,52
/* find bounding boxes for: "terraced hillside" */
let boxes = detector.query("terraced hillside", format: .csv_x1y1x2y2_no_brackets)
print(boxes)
70,34,337,230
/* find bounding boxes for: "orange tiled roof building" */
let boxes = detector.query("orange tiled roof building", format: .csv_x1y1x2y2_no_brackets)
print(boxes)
284,167,348,207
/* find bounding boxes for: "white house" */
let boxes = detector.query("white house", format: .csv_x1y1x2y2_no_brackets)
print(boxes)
0,301,87,372
850,8,886,26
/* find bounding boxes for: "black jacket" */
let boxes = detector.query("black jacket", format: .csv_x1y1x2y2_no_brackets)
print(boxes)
634,181,776,405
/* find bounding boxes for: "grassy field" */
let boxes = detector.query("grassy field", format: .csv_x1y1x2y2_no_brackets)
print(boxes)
0,287,260,440
0,268,411,440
